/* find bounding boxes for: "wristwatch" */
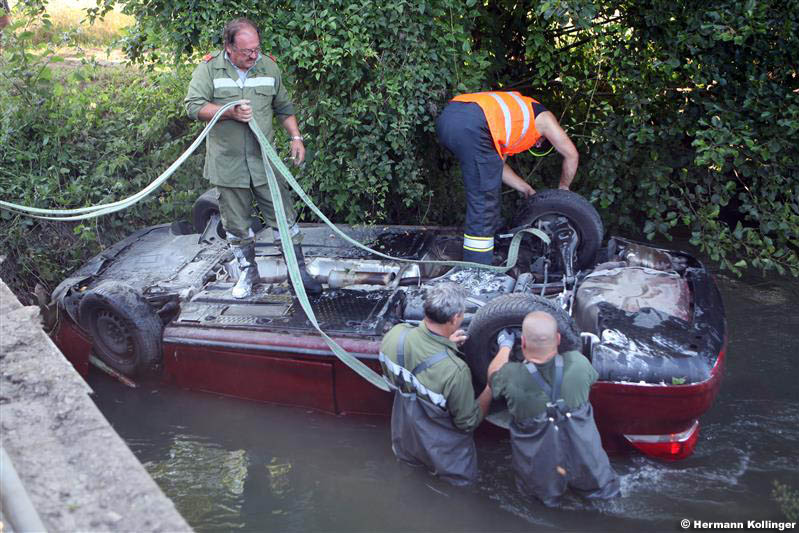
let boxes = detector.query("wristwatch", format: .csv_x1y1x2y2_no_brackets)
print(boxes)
290,136,304,142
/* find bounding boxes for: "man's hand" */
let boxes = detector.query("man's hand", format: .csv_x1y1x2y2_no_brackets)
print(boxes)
290,138,305,166
496,329,515,349
501,163,535,198
449,329,468,346
229,101,253,123
518,183,536,198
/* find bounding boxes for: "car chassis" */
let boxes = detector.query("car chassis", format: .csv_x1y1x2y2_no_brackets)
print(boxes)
52,190,726,460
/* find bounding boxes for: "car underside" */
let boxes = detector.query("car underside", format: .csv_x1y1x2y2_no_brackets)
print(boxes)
52,190,726,459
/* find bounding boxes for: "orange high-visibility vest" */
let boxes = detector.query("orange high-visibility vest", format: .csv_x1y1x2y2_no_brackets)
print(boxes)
451,91,543,157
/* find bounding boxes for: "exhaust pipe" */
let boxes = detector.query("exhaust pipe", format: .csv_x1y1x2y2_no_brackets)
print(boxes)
250,259,397,288
326,270,396,288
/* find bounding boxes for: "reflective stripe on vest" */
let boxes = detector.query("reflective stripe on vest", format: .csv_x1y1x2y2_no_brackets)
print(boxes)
213,76,275,90
463,234,494,252
379,352,448,409
451,91,543,157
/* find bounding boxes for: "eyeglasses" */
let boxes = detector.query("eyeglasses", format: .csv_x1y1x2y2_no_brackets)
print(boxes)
233,45,260,56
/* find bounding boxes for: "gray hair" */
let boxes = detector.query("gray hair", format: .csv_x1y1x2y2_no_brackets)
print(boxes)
222,18,260,46
423,283,466,324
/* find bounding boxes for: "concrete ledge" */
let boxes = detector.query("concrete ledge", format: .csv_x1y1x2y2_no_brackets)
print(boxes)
0,279,191,532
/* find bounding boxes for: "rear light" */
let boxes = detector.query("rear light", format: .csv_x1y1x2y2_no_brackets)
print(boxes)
624,420,700,460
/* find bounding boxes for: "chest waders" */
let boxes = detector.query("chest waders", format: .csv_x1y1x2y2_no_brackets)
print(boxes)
510,355,620,506
382,328,478,486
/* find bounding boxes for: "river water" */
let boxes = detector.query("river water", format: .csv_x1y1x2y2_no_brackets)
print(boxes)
89,260,799,531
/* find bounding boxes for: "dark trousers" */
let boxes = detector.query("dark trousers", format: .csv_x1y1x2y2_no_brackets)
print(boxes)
436,102,503,264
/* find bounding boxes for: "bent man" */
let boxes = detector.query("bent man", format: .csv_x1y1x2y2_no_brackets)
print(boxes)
488,311,619,505
185,17,321,298
436,91,578,264
379,283,503,486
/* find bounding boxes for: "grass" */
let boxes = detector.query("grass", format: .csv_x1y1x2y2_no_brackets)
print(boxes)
7,0,133,47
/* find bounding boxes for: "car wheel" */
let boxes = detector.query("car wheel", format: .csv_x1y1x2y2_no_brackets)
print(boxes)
192,188,221,234
510,189,604,272
462,293,581,391
78,281,162,377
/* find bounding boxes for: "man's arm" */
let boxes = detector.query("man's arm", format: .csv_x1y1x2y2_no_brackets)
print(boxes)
487,329,513,383
501,163,535,197
280,115,305,166
446,366,486,432
487,346,511,383
534,111,579,189
197,101,253,123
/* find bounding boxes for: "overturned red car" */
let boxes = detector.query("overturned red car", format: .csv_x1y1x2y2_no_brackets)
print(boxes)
52,189,726,460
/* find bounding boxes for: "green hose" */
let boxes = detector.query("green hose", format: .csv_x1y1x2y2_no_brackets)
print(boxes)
0,100,241,220
3,100,551,391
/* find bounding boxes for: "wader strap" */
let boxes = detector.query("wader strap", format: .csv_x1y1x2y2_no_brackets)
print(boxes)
524,354,565,403
411,351,449,376
553,355,564,402
396,328,411,369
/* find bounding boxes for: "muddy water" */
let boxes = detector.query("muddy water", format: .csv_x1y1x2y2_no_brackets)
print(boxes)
90,263,799,531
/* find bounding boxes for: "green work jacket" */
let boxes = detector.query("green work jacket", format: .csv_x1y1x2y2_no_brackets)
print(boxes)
380,322,484,432
491,350,598,422
184,51,296,188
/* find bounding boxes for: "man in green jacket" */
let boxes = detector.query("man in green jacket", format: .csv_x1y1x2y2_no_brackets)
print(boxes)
380,283,504,486
185,17,321,298
488,311,619,505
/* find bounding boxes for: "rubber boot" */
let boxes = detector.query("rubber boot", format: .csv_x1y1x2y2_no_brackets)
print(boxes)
282,242,323,296
231,242,260,299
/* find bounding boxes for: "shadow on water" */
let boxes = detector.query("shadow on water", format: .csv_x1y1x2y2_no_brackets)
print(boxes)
89,245,799,532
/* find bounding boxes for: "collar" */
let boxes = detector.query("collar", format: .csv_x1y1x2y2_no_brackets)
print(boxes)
418,321,457,351
222,51,261,74
524,354,557,372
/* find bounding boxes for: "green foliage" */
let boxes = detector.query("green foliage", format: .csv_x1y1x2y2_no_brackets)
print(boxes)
0,12,205,299
3,0,798,299
773,480,799,521
528,1,799,276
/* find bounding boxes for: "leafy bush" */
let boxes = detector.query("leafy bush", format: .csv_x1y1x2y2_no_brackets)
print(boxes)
487,0,799,275
2,0,798,300
774,480,799,521
85,0,798,276
0,9,205,300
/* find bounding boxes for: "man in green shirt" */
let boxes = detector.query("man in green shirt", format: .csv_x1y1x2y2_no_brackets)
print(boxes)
380,283,503,486
488,311,619,505
185,17,321,298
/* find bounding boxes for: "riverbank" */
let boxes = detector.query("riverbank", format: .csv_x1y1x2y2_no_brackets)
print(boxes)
0,277,191,532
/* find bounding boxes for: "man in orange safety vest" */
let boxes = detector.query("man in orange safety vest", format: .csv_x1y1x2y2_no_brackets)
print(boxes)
436,91,578,265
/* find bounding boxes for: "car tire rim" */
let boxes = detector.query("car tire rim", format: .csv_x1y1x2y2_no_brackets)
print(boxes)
93,309,135,365
525,213,581,266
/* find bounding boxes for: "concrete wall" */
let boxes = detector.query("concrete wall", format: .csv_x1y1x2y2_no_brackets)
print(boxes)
0,279,191,532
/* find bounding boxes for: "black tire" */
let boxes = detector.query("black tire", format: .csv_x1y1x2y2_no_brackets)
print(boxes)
510,189,604,272
462,293,581,391
78,281,162,377
192,188,221,234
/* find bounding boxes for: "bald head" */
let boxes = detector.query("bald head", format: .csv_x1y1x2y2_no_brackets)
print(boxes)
521,311,560,362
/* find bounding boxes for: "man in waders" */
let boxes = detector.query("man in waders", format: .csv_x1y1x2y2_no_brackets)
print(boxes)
488,311,619,506
185,17,321,299
379,283,504,486
436,91,578,265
